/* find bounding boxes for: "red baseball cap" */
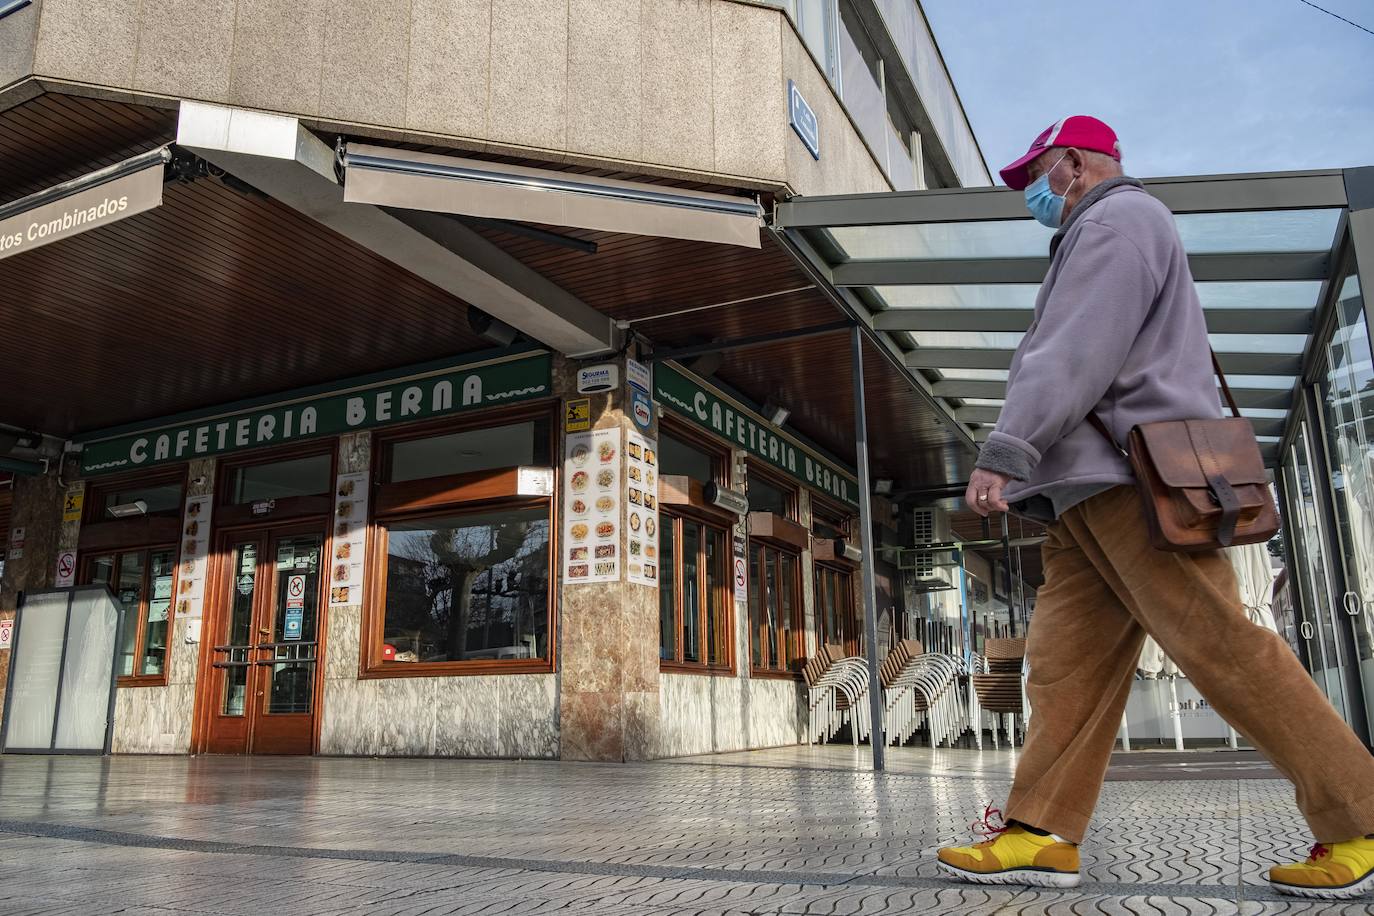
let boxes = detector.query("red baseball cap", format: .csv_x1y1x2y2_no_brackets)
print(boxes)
999,116,1122,190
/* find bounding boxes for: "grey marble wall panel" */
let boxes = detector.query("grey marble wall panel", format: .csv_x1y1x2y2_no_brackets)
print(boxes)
111,683,194,754
319,673,557,758
498,674,559,759
323,604,361,681
657,672,804,758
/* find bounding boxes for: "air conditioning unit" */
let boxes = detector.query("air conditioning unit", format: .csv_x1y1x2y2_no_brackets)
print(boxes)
912,507,953,545
905,508,956,591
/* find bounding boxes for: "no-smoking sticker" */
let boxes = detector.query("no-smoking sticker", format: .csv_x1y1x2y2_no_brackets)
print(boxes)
733,556,748,602
286,574,306,610
55,550,77,588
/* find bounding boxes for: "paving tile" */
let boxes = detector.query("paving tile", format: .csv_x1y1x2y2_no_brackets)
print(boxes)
0,750,1345,913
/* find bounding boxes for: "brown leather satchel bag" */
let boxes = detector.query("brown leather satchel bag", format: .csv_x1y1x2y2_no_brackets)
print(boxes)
1088,352,1280,553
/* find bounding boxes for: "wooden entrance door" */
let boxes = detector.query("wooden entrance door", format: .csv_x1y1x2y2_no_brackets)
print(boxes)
203,525,324,754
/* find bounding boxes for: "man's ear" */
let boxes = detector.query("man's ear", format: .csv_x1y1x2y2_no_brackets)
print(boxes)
1066,147,1086,177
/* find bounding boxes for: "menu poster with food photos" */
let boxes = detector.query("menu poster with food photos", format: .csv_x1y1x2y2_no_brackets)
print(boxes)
564,427,621,584
329,471,370,607
624,432,659,588
175,495,213,619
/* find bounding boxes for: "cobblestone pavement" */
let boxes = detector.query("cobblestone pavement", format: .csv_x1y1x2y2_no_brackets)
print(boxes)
0,749,1361,915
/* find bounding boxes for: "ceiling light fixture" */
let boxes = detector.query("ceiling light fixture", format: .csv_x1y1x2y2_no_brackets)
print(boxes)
107,499,148,519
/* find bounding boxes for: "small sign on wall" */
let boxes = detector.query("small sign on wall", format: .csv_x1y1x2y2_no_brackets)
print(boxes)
0,618,13,650
788,80,820,160
565,398,591,433
54,551,77,588
733,533,748,603
62,490,84,523
7,527,24,560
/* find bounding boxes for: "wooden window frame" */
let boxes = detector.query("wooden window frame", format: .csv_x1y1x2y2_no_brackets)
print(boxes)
80,466,186,554
745,462,798,520
748,540,804,679
215,441,339,527
79,468,188,687
658,506,734,676
659,416,731,488
362,403,558,679
81,545,180,687
815,561,860,658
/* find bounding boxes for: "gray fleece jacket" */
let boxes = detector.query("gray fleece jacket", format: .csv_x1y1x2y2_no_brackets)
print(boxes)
975,178,1223,521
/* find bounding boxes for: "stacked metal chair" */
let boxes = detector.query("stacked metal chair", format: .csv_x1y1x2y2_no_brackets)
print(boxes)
880,640,967,748
972,637,1027,744
804,644,873,745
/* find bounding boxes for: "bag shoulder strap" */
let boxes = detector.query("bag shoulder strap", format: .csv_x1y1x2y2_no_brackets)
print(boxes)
1088,348,1241,452
1211,350,1242,419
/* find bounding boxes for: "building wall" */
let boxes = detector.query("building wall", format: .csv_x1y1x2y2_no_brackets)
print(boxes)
6,0,891,198
657,672,804,756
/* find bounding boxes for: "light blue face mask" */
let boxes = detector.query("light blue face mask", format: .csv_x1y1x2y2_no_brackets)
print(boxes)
1024,154,1077,228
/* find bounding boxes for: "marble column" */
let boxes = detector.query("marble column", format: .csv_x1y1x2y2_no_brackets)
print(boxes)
554,351,663,762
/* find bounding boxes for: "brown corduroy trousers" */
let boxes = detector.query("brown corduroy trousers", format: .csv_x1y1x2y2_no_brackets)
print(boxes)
1005,486,1374,845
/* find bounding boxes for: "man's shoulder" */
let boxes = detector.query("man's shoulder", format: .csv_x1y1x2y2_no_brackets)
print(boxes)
1080,186,1175,238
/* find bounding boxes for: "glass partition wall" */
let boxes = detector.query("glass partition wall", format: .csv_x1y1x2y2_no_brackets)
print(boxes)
1277,236,1374,745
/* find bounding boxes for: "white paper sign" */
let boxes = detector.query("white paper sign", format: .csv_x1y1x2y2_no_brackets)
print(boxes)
54,551,77,588
564,428,621,583
625,431,659,587
0,618,12,650
329,471,370,606
626,358,652,393
175,496,213,619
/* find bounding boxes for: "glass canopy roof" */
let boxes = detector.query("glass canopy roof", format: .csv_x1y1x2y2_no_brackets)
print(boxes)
774,169,1369,467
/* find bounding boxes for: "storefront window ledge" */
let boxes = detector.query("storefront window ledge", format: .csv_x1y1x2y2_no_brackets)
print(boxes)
659,663,736,677
115,675,169,689
357,659,556,680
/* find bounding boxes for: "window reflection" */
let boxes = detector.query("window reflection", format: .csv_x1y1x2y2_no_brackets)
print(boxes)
382,508,550,663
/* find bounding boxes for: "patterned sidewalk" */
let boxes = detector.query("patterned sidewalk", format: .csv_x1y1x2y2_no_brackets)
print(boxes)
0,748,1362,915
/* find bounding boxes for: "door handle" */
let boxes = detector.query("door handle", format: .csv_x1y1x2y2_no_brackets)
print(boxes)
1344,591,1363,617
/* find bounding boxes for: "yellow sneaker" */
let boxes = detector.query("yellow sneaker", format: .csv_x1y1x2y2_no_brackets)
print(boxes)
937,808,1080,889
1269,837,1374,899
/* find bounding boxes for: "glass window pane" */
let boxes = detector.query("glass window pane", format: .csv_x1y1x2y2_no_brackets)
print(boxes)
1195,281,1322,310
660,518,677,661
682,522,701,662
748,545,763,667
1210,334,1308,354
103,483,182,518
88,555,115,587
1173,209,1341,254
114,552,145,677
660,433,716,484
231,454,331,504
936,369,1009,381
387,421,543,483
706,527,728,667
748,475,790,515
140,549,175,676
382,507,550,663
874,284,1041,311
828,220,1052,262
764,553,780,668
1317,270,1374,723
780,553,797,671
911,331,1024,350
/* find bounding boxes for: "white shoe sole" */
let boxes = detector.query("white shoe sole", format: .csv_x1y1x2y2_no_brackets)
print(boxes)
1271,868,1374,900
938,860,1081,889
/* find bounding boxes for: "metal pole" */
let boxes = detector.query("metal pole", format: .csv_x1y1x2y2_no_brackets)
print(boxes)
851,326,886,772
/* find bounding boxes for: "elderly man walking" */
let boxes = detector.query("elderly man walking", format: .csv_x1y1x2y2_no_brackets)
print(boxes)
934,116,1374,900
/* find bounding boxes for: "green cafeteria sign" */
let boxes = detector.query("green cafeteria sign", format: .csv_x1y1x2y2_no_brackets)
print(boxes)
654,363,859,509
78,351,552,476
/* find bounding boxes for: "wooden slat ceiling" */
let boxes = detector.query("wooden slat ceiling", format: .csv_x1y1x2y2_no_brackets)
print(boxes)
1,92,976,495
0,94,491,436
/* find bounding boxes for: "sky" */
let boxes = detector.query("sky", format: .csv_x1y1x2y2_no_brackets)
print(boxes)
921,0,1374,183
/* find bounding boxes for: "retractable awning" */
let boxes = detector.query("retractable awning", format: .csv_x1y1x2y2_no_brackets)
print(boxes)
774,169,1374,465
0,146,169,262
341,143,764,249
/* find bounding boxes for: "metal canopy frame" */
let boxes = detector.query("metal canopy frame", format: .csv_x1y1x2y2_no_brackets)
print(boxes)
774,168,1370,469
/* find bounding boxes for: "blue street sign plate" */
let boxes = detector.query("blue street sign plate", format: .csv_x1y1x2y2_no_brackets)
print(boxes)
788,80,820,161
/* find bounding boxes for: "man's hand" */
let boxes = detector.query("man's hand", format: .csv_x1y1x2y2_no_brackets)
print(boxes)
965,469,1012,517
